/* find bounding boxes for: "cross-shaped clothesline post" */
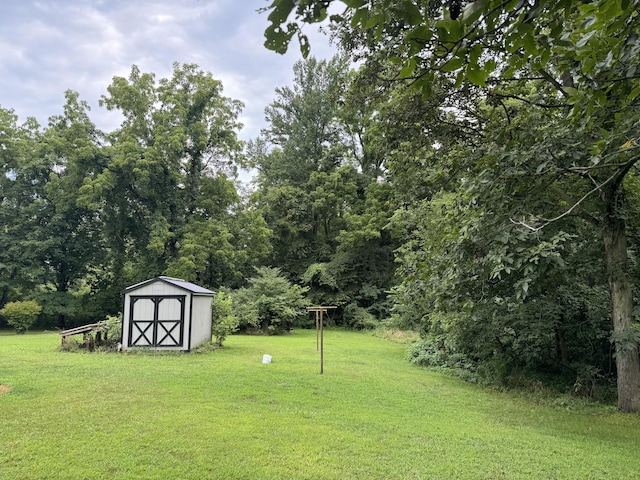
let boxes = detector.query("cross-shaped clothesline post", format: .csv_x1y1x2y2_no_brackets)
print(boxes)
307,306,337,374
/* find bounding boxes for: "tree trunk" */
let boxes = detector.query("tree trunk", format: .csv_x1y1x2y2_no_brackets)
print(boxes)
603,199,640,413
555,315,569,366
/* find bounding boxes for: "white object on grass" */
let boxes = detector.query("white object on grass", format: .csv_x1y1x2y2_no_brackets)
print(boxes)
262,354,272,364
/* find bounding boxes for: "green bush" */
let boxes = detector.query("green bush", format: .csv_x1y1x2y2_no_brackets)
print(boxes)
233,267,309,334
59,337,82,352
342,302,378,330
0,300,42,334
99,314,123,348
211,291,238,347
407,339,477,375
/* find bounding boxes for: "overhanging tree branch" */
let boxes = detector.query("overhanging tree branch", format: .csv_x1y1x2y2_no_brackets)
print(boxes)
510,168,621,233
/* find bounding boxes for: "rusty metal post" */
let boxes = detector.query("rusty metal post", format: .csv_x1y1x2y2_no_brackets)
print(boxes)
320,308,324,374
316,310,319,351
307,306,336,375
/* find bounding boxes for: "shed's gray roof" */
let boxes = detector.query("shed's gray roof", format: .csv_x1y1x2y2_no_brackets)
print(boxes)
125,276,215,295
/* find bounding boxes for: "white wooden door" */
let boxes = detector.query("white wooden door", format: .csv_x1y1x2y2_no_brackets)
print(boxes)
128,296,185,347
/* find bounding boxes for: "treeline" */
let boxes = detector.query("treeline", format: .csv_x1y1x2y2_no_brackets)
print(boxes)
0,59,399,333
0,63,268,328
2,35,640,405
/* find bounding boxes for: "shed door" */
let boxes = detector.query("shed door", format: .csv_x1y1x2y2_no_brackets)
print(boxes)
129,296,186,347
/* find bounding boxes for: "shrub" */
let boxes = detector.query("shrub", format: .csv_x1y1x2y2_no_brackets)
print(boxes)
342,302,378,330
407,339,476,372
60,337,82,352
99,314,123,349
211,291,238,347
0,300,42,334
233,267,309,334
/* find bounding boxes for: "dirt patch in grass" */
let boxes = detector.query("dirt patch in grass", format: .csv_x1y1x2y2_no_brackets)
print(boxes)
0,384,12,394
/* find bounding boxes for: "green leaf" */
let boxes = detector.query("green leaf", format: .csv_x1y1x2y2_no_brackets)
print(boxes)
264,24,297,54
435,18,462,43
628,86,640,102
407,25,432,45
351,8,368,28
469,44,482,65
467,62,488,86
399,59,416,79
298,32,310,58
576,30,597,48
366,13,384,29
397,0,423,25
267,0,295,25
523,33,537,56
441,53,466,72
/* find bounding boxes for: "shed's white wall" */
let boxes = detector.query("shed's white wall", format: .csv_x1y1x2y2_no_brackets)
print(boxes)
189,295,213,348
122,294,131,348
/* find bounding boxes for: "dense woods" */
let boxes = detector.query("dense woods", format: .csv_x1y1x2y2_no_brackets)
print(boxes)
2,1,640,411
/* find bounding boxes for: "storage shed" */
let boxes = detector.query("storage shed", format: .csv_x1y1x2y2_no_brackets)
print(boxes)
121,276,215,351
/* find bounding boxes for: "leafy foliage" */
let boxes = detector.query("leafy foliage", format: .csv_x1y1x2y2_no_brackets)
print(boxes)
232,267,309,334
0,300,42,334
100,314,123,349
262,0,640,412
250,56,398,324
211,291,239,347
0,64,270,330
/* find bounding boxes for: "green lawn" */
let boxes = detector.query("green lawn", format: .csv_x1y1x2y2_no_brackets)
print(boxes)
1,329,639,479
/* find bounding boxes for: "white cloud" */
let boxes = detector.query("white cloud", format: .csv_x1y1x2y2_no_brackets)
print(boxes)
0,0,337,139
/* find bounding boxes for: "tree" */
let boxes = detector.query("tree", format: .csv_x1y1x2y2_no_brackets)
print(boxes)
36,91,107,327
0,95,104,328
211,291,239,347
263,0,640,412
251,56,399,324
251,56,353,278
232,267,309,334
78,63,256,292
0,107,42,308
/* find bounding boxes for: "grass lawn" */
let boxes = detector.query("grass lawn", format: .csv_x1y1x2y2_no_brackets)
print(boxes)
1,329,639,479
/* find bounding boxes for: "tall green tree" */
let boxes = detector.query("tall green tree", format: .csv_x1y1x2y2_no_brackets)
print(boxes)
252,56,353,278
252,56,398,323
0,107,42,309
79,63,261,293
0,94,105,328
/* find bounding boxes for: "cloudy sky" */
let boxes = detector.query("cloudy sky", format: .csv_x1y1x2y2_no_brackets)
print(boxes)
0,0,337,141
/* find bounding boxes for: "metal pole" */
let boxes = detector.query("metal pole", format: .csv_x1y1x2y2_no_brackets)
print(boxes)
316,310,319,351
320,308,324,374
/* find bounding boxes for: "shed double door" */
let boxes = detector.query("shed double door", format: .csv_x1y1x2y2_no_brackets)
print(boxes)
129,296,186,347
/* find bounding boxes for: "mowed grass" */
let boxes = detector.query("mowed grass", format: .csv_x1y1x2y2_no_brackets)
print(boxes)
1,330,639,480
